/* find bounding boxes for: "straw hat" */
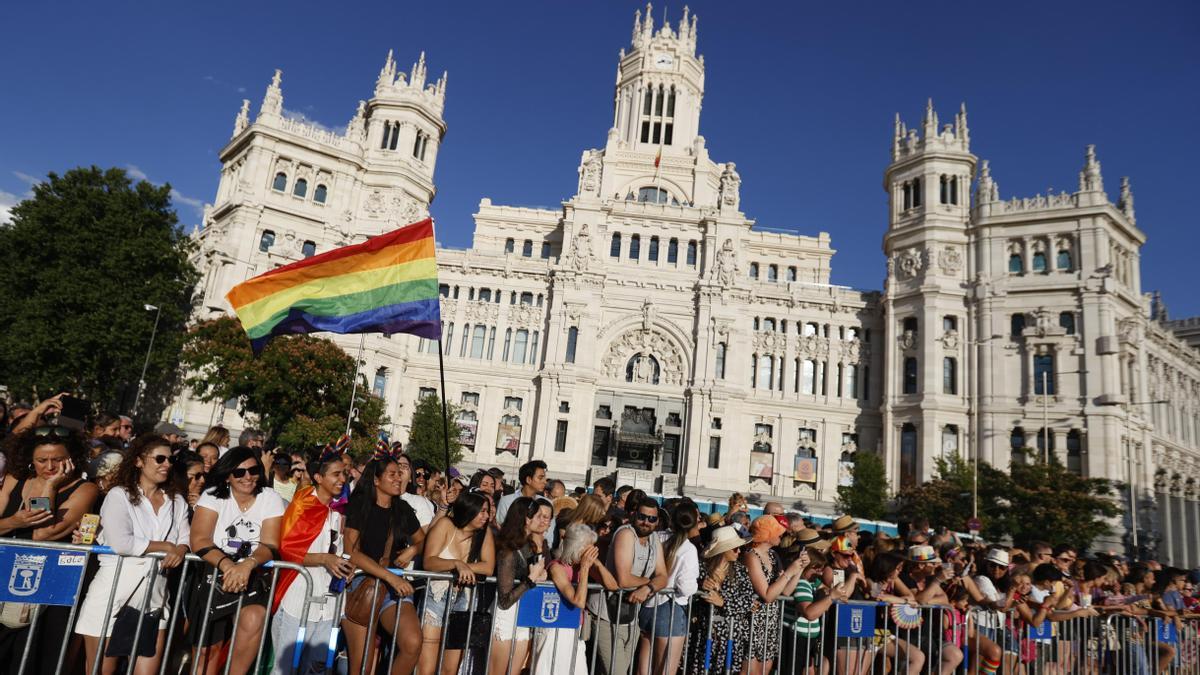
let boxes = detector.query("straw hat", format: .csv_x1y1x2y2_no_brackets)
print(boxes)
706,512,725,527
794,528,832,551
831,515,859,533
908,545,941,564
985,548,1010,567
703,525,750,559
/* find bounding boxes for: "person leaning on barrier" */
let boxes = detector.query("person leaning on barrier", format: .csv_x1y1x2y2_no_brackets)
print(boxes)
489,495,552,675
341,452,426,675
266,449,352,675
417,491,495,675
74,434,191,675
188,446,284,675
168,450,206,518
636,499,703,675
683,525,750,675
729,515,806,675
533,522,618,673
586,496,669,675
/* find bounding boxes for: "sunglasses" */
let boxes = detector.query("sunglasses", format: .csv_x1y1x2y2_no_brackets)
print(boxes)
231,466,264,479
414,471,428,478
34,426,71,439
147,454,170,465
634,513,659,524
188,473,205,482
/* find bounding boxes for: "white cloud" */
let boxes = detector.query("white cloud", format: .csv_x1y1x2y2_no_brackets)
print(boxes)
282,108,346,136
0,189,19,226
12,171,38,185
125,164,205,218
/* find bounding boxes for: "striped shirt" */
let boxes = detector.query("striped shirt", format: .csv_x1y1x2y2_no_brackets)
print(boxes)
784,578,821,637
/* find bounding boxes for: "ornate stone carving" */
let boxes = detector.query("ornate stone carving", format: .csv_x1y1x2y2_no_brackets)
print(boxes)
508,304,542,328
894,247,924,280
602,328,685,386
719,162,741,211
938,246,963,276
941,330,959,351
899,329,916,352
578,150,602,196
232,99,250,138
715,239,737,288
755,331,786,354
568,224,595,271
1118,317,1138,342
363,190,386,217
464,301,498,323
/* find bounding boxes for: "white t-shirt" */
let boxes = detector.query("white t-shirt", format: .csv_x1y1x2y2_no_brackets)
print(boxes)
401,492,436,528
280,508,343,622
974,574,1004,628
196,487,286,555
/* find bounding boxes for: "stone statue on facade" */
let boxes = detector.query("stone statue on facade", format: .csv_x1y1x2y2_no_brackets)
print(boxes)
716,238,737,287
571,224,594,271
719,162,741,211
578,150,602,196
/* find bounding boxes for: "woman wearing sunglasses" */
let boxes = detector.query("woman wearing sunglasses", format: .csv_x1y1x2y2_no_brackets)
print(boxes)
0,426,98,673
189,446,284,675
169,450,206,517
75,434,191,675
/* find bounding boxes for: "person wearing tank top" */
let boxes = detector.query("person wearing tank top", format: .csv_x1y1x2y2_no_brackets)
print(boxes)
586,499,668,675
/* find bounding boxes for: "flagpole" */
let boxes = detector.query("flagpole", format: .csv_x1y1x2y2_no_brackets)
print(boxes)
344,333,366,437
435,338,452,473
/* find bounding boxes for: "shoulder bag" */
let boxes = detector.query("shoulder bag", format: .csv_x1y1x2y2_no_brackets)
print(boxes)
344,526,394,627
605,532,655,624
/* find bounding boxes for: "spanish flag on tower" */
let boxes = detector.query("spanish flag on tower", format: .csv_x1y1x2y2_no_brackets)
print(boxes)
226,219,441,353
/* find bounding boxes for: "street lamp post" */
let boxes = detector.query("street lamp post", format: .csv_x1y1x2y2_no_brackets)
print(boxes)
132,304,161,416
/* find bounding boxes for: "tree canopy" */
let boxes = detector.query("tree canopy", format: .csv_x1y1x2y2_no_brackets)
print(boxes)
179,316,387,455
405,394,463,472
835,450,889,520
0,167,198,421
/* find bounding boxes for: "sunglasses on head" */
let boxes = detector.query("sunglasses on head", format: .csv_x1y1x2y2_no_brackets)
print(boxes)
34,426,71,439
635,512,659,523
231,466,263,479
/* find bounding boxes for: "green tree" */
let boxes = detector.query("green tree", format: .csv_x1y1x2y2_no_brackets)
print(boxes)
894,455,1013,541
179,316,387,455
0,167,198,421
405,394,463,472
1006,449,1121,550
835,450,889,520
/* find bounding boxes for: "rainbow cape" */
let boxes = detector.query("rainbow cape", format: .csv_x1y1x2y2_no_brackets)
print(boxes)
226,219,441,353
271,486,331,614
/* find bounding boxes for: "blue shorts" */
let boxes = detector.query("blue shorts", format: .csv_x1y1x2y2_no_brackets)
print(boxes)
638,601,688,638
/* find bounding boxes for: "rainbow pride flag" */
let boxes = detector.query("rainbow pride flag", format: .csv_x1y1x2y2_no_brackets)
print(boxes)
226,219,441,353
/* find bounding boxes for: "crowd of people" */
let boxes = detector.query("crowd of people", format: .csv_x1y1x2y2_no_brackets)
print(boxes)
0,395,1197,675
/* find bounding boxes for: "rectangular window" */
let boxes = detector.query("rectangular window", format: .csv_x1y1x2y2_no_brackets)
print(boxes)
459,323,470,357
513,329,529,364
1034,354,1055,395
541,242,551,259
648,236,659,262
564,326,579,364
707,436,721,469
501,329,511,361
802,360,815,395
444,323,454,355
591,426,610,465
487,327,496,359
662,434,680,474
667,238,678,264
847,364,859,398
903,357,918,394
943,357,957,394
554,420,569,453
943,316,957,332
470,326,486,359
629,234,640,261
419,387,437,399
504,396,523,411
861,365,870,400
686,241,697,266
461,391,480,406
836,363,844,397
1059,312,1076,335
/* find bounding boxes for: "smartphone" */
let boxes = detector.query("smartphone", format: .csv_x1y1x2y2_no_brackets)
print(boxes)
57,395,89,431
832,569,846,587
29,497,51,512
79,514,101,544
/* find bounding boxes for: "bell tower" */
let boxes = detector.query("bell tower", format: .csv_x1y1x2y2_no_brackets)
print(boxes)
364,50,448,205
880,100,976,490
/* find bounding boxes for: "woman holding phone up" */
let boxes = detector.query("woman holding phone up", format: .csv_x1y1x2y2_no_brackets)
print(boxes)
490,496,552,675
0,426,98,673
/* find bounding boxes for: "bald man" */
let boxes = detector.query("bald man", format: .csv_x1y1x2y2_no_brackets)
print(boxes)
764,501,785,515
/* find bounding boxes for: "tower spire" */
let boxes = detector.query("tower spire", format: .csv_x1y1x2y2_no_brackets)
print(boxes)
642,2,654,40
411,51,427,89
258,69,283,119
955,102,969,147
377,49,396,90
632,7,642,45
1119,176,1136,224
1078,144,1104,193
232,99,250,138
976,159,998,203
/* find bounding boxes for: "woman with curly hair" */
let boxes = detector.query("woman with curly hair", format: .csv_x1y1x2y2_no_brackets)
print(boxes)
74,434,191,674
0,425,99,673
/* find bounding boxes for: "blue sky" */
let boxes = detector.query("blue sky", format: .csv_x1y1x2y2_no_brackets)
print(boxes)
2,1,1198,314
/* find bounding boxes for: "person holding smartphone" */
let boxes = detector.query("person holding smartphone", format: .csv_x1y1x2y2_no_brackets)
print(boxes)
0,426,98,673
490,496,552,675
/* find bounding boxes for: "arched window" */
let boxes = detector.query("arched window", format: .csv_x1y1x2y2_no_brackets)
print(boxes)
846,364,859,398
314,184,328,204
301,240,316,258
380,121,391,150
715,342,726,379
950,176,958,205
1011,313,1026,337
1009,253,1023,274
763,318,776,332
1059,312,1076,335
629,234,640,260
802,359,816,394
767,265,778,282
900,423,918,488
1056,249,1072,270
903,357,918,394
637,187,669,204
487,327,497,359
804,322,819,337
749,263,759,280
439,283,450,298
1032,250,1047,272
519,292,533,305
943,357,957,394
292,178,308,198
540,242,551,259
565,326,578,363
902,182,912,210
667,238,679,264
522,239,533,257
272,173,287,192
372,367,388,398
786,266,797,282
912,177,923,207
610,233,622,258
258,230,275,252
502,328,512,361
536,294,543,307
504,238,515,254
1011,427,1026,452
940,175,950,204
479,288,492,302
686,240,697,266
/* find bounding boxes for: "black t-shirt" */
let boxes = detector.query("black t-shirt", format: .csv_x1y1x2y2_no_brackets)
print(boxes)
347,499,420,563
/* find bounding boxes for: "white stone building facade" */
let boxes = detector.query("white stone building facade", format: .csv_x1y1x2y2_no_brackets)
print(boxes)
178,7,1199,563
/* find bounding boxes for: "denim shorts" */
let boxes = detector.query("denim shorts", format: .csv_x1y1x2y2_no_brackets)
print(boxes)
638,601,688,638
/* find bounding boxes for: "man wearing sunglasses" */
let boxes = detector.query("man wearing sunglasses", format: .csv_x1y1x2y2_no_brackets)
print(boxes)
586,498,669,675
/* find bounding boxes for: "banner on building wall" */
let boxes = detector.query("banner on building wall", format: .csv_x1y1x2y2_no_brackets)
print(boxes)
793,455,818,483
749,452,774,482
458,420,477,449
496,423,521,455
838,458,855,487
